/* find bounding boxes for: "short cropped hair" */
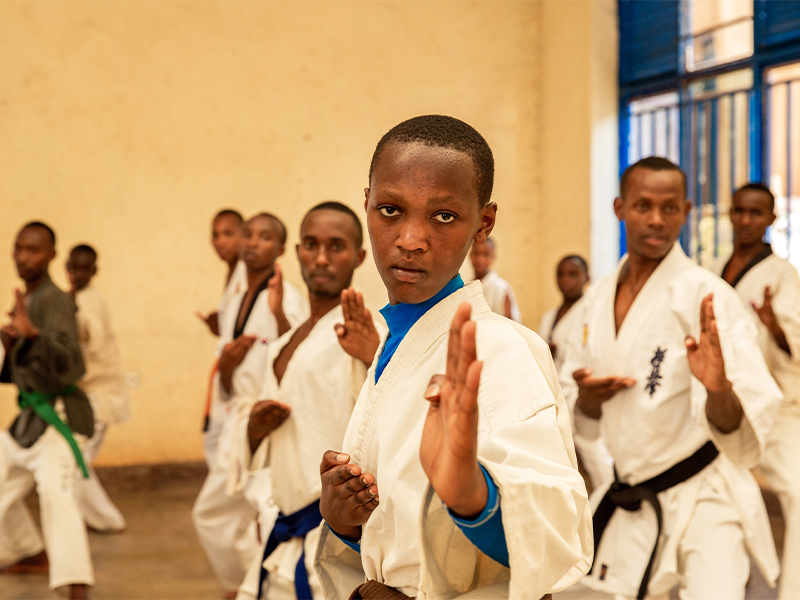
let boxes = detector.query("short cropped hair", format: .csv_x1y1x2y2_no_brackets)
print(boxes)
214,209,243,224
559,254,589,274
249,212,287,245
734,182,775,210
621,157,687,199
306,201,364,249
22,221,56,247
70,244,97,262
369,115,495,207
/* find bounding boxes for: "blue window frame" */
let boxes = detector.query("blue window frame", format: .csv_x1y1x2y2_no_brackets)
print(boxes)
619,0,800,266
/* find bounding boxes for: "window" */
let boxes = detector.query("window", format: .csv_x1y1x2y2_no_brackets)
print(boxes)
619,0,800,267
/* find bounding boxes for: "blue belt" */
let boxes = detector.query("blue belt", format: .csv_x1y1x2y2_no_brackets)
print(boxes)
257,499,322,600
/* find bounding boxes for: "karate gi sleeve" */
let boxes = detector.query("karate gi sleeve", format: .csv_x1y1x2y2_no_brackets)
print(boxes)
773,265,800,359
418,320,592,600
690,288,781,469
14,289,85,393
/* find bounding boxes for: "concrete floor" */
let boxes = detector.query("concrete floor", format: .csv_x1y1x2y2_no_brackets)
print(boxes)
0,464,785,600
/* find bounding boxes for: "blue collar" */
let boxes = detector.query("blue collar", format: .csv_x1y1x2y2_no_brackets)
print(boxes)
375,275,464,382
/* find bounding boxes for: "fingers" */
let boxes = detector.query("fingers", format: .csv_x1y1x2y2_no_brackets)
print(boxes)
321,450,350,474
456,320,478,392
446,303,472,380
764,286,772,304
274,263,282,282
340,288,353,323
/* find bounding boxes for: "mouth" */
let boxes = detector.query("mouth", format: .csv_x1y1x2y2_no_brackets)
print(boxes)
390,261,426,283
310,271,333,282
642,235,668,247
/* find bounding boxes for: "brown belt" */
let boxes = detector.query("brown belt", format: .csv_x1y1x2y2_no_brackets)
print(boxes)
349,580,552,600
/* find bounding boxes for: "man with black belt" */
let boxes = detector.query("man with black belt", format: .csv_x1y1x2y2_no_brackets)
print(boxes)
710,183,800,600
0,222,94,599
561,158,782,599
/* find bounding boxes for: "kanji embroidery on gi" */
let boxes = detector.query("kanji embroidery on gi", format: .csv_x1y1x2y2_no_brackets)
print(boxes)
645,347,667,396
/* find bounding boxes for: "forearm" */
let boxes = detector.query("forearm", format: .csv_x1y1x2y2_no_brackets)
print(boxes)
770,324,791,356
274,309,291,337
705,384,743,433
219,366,234,394
575,394,602,420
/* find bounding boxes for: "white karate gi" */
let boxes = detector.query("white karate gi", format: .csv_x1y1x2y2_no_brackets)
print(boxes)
560,243,782,599
539,298,613,494
479,270,522,323
193,276,308,591
73,286,129,532
206,260,249,468
315,282,592,600
235,304,373,600
710,251,800,600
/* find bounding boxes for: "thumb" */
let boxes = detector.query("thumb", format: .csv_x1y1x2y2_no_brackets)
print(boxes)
572,368,593,382
685,335,698,351
335,323,346,338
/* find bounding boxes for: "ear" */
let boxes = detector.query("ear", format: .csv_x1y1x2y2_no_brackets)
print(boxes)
767,211,776,227
473,202,497,245
278,245,285,258
363,188,370,212
91,265,98,277
356,248,366,268
295,243,300,261
684,200,693,219
613,197,624,222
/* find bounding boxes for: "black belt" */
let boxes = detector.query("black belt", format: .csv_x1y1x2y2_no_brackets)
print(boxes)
589,441,719,600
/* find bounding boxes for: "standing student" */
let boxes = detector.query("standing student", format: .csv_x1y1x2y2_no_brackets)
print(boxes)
66,244,128,533
710,183,800,600
538,256,611,493
0,222,94,600
200,210,248,471
193,213,308,597
468,238,522,322
561,158,781,599
234,202,381,600
316,115,592,600
538,255,590,370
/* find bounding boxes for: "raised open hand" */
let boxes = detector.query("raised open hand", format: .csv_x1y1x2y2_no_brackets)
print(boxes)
268,264,284,316
195,310,220,336
218,335,258,393
319,451,379,541
335,287,380,366
247,400,291,453
10,290,37,339
686,294,729,393
419,302,487,519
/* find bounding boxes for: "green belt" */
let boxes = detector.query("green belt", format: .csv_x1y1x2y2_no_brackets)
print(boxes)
18,386,90,478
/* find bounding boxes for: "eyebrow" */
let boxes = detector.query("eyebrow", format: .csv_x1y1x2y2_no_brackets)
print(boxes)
375,189,459,205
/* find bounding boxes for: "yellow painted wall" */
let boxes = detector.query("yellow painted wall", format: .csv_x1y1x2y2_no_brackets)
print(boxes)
0,0,616,465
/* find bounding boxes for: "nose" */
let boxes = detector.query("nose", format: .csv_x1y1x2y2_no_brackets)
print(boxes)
647,208,665,228
396,217,428,253
315,246,330,266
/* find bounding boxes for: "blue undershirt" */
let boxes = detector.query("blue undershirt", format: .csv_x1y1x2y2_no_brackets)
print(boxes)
328,275,509,567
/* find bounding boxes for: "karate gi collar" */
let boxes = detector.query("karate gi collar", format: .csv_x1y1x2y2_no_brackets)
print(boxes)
375,275,464,382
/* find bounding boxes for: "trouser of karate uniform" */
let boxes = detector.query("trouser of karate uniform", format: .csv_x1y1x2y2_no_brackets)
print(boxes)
193,462,260,591
612,479,749,600
0,427,95,589
76,423,126,532
757,400,800,600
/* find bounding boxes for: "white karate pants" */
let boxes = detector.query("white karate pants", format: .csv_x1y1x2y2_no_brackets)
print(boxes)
77,423,126,532
0,428,94,589
193,462,260,591
757,401,800,600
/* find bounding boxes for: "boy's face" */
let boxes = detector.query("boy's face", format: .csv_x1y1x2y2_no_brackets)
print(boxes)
66,252,97,292
730,189,775,247
13,227,54,284
241,215,284,273
556,259,588,301
297,209,365,298
614,167,690,263
365,141,496,305
212,214,241,264
469,241,494,280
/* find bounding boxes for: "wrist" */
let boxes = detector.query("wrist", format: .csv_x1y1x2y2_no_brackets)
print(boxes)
21,325,39,339
576,394,602,419
329,523,361,542
446,465,488,519
705,378,732,396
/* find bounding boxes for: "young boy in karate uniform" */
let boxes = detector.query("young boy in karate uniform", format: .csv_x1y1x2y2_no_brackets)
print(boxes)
66,244,128,533
234,202,383,600
315,115,592,600
193,213,308,597
710,183,800,600
468,238,521,322
561,158,782,600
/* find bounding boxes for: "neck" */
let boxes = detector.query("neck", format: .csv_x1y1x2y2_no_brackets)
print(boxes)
733,239,768,262
561,293,582,309
308,293,341,324
25,271,48,295
625,252,665,288
246,266,273,291
226,259,238,284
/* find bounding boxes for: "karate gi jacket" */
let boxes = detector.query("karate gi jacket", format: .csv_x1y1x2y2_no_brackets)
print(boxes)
560,243,782,597
315,282,592,600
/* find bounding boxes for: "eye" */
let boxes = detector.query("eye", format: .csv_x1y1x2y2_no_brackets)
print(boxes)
433,212,457,224
303,241,316,250
332,243,344,252
378,206,400,217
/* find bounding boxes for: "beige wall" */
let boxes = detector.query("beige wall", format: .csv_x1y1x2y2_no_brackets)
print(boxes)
0,0,616,466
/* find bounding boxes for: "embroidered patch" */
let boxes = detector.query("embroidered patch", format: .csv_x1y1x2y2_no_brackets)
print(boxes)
645,347,667,396
599,564,608,581
582,323,589,347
